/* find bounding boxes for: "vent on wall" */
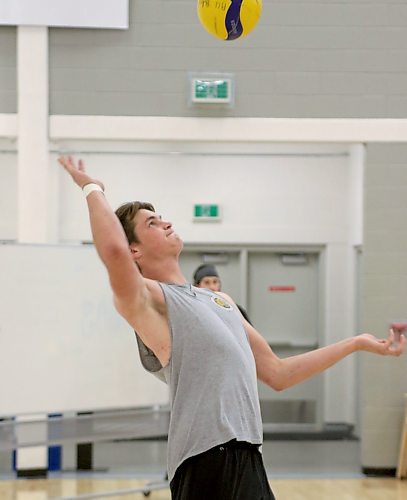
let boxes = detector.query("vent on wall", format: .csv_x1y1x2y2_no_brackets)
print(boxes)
202,253,229,265
280,253,309,265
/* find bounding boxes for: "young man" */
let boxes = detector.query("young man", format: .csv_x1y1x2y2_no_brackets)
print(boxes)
58,156,405,500
193,263,251,323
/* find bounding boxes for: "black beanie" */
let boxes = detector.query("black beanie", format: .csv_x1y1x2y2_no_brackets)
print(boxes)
193,264,219,285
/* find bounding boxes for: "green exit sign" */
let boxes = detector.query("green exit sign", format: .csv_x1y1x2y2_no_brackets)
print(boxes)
191,78,232,104
193,204,221,222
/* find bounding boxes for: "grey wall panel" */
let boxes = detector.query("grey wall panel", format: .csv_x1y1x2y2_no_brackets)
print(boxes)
387,97,407,118
49,0,407,118
0,27,16,113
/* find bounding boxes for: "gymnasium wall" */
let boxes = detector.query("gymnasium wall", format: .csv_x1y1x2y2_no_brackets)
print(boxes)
49,0,407,118
0,26,16,113
55,145,354,245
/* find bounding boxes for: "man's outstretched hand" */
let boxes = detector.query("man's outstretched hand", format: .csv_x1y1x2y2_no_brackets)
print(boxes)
58,156,104,191
356,329,405,356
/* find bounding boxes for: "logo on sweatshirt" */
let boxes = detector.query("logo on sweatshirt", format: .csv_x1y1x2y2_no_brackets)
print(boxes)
211,296,233,311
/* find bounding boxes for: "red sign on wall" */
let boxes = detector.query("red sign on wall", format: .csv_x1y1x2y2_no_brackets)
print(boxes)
268,286,296,292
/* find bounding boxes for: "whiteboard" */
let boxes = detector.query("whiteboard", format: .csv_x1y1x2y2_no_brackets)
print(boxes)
0,243,168,417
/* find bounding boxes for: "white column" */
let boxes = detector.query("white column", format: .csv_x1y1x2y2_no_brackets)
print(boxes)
349,144,366,247
16,25,51,476
17,25,57,244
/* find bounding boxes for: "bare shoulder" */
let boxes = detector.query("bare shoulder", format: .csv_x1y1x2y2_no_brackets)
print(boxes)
144,278,166,313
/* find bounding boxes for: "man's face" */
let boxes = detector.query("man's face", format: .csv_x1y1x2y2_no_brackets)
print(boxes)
198,276,221,292
132,209,183,257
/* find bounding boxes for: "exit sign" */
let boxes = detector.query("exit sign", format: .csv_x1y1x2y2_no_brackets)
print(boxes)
193,204,221,222
191,78,232,104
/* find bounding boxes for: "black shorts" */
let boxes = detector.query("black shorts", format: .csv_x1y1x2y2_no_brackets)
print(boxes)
170,440,275,500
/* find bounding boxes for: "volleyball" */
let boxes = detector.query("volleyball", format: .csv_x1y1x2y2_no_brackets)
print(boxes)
197,0,262,41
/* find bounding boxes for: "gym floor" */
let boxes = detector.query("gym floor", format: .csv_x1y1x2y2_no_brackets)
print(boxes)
1,439,407,499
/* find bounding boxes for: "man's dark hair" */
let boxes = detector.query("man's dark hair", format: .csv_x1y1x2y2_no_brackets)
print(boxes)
115,201,155,244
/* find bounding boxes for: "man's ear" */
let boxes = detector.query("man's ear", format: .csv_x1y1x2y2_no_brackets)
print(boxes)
129,243,142,261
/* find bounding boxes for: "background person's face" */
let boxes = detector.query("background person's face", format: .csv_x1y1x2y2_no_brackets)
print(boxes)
198,276,221,292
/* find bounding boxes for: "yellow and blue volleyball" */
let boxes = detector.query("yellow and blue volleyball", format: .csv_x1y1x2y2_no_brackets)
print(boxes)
197,0,262,41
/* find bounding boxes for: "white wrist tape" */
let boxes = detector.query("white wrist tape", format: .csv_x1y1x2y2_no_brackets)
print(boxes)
82,183,104,198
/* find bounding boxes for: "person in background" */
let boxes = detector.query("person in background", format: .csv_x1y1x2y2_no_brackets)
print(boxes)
193,263,251,324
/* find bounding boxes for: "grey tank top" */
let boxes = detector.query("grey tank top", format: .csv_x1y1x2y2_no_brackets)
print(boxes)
135,283,263,482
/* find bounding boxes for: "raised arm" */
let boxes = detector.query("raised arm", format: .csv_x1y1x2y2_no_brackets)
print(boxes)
58,156,146,307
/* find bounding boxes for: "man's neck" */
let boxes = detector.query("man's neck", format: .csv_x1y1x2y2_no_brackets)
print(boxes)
141,260,187,284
